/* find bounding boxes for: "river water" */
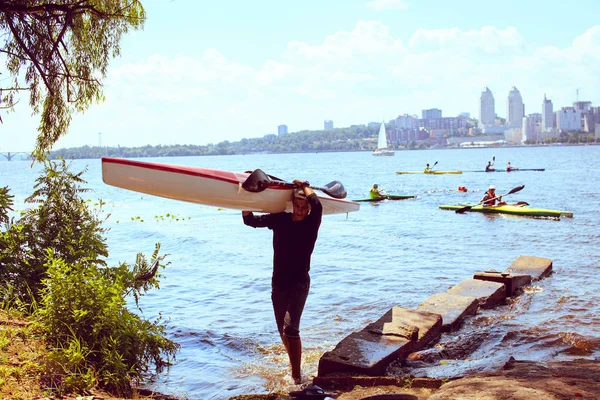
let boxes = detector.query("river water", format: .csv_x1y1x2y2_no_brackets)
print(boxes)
1,145,599,400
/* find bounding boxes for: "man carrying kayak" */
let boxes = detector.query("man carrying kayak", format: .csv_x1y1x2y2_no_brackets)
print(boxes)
370,184,385,199
242,180,323,384
480,185,505,206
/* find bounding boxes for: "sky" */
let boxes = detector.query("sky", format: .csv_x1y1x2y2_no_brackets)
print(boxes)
1,0,600,151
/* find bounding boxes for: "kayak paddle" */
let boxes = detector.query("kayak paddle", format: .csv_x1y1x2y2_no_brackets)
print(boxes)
242,169,348,199
455,184,525,214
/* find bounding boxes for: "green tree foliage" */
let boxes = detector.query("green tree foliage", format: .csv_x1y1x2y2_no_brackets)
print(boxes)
38,247,179,396
0,160,178,395
0,186,20,303
0,0,145,159
50,125,382,159
2,159,108,301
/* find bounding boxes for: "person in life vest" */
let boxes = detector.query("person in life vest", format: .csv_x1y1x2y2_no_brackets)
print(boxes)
480,185,505,206
369,183,385,199
485,161,495,172
424,163,432,173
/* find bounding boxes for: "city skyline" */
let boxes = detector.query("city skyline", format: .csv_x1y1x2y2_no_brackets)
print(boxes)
2,0,600,151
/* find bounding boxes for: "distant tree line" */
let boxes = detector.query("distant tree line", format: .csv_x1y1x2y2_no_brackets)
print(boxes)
524,131,599,145
50,125,381,159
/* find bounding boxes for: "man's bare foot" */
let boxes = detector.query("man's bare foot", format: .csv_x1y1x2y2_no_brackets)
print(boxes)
293,375,302,384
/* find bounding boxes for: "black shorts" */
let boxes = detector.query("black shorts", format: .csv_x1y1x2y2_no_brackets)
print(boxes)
271,280,310,339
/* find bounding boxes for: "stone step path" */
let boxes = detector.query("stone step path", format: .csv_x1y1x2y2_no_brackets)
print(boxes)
317,255,553,379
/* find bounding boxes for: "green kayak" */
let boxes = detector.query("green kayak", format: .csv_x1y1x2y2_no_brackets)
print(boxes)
396,170,462,175
439,203,574,218
354,194,417,202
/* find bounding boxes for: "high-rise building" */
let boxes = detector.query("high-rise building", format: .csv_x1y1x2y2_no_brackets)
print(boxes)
556,107,581,131
394,114,418,129
277,124,288,136
583,107,600,132
422,108,442,119
479,87,495,125
324,120,333,130
573,101,592,113
507,86,524,127
542,94,553,130
522,113,542,143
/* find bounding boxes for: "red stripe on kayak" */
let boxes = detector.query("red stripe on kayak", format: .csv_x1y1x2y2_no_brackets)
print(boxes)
102,157,292,190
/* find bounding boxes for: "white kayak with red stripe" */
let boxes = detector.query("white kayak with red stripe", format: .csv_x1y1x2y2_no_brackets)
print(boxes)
101,157,360,215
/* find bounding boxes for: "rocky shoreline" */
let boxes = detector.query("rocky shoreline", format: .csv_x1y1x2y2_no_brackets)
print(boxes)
230,255,600,400
230,358,600,399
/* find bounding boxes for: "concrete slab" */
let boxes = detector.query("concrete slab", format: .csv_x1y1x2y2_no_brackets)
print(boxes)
317,329,412,377
447,279,506,308
505,256,552,280
317,307,442,377
365,306,443,350
473,272,532,297
416,293,479,332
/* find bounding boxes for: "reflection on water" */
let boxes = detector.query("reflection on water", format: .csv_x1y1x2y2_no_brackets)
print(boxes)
1,145,599,399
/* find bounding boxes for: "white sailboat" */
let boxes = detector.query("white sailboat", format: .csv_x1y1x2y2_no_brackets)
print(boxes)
372,122,394,156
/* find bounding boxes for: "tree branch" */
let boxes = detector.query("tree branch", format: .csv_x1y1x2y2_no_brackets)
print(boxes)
5,15,54,95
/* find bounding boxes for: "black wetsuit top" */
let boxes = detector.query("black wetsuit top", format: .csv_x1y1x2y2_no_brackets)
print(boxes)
243,193,322,288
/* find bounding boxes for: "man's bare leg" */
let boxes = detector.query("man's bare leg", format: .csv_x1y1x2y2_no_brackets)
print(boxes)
280,333,302,383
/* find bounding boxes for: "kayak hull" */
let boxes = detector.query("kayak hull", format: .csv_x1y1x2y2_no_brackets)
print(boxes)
439,204,573,218
353,194,417,202
101,158,360,215
464,168,545,173
396,171,463,175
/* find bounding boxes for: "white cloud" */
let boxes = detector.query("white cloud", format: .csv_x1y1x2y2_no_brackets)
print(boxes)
572,26,600,49
365,0,409,11
256,60,294,85
72,23,600,146
286,21,404,62
408,26,525,53
6,22,600,150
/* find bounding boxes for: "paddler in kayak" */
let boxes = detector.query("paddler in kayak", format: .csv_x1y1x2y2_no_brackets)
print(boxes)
242,180,323,384
506,161,516,172
369,183,385,199
480,185,506,206
424,163,432,173
485,161,495,172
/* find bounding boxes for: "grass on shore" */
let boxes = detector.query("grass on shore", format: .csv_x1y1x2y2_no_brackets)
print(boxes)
0,309,45,399
0,309,180,400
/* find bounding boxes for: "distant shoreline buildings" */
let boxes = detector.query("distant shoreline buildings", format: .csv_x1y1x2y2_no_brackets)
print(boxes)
275,87,599,148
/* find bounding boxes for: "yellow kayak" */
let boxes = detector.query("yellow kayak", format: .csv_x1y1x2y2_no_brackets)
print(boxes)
439,203,573,218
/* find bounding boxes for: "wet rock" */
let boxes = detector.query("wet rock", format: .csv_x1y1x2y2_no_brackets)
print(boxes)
447,279,506,308
416,293,479,332
427,358,600,399
317,307,441,377
506,255,552,280
473,271,532,297
405,331,489,365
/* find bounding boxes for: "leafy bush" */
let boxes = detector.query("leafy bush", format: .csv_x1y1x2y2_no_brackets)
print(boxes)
37,246,179,396
1,159,108,303
1,160,179,395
